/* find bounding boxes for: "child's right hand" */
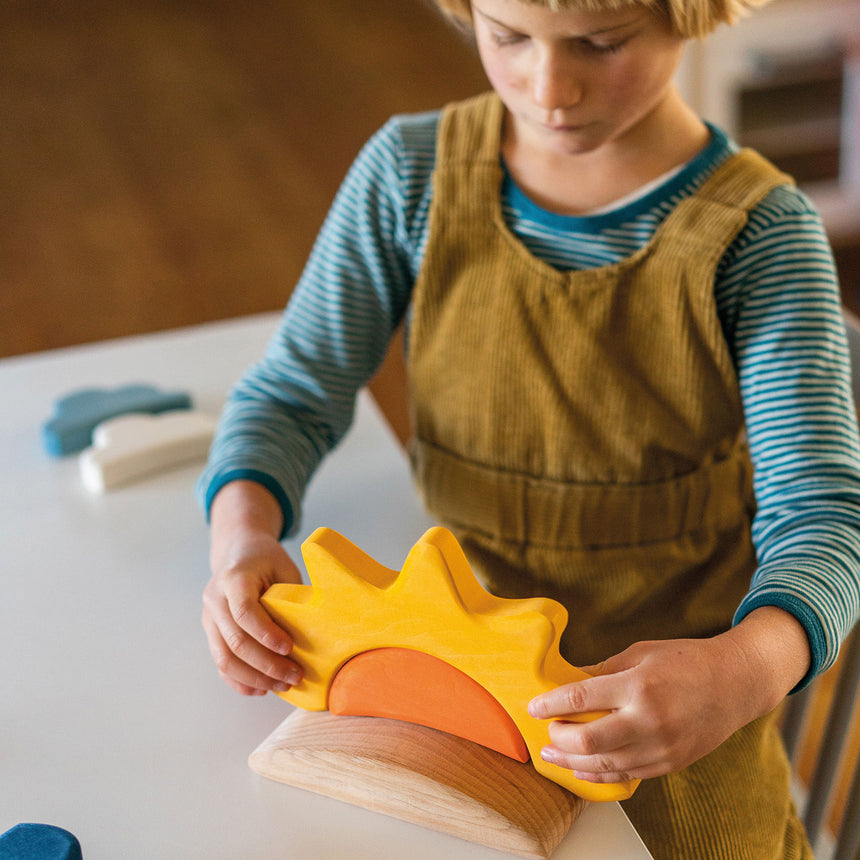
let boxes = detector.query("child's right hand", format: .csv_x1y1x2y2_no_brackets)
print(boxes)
201,480,304,696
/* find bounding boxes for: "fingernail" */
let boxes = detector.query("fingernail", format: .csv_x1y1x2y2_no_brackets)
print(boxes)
528,698,543,718
285,669,302,686
540,747,558,765
272,682,289,693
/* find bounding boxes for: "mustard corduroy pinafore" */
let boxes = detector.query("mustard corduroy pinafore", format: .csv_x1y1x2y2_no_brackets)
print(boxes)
406,93,811,859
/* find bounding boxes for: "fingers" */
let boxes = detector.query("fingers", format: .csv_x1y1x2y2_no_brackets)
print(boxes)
540,715,653,783
226,583,294,659
526,673,638,781
202,578,303,696
528,671,621,720
540,738,666,783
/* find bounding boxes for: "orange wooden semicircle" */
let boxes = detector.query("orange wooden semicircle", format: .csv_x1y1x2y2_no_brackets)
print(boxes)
327,647,530,763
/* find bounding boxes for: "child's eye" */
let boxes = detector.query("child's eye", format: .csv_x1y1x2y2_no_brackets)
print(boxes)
491,29,527,47
581,38,629,55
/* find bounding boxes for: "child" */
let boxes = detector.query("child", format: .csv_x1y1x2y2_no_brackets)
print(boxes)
197,0,860,856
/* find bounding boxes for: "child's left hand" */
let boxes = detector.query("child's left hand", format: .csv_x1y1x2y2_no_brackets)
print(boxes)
527,606,810,783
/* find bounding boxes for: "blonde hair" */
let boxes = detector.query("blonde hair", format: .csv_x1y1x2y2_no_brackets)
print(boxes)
433,0,772,39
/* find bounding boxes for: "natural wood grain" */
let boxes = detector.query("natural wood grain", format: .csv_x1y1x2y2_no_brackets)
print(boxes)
249,709,585,860
795,652,860,835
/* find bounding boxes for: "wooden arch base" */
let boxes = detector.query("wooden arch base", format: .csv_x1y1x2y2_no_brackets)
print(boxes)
249,709,586,859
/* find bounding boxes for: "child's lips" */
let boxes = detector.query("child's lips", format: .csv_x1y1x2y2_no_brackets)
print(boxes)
541,120,588,133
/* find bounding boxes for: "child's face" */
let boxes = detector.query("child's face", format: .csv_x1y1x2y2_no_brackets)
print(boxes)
472,0,686,158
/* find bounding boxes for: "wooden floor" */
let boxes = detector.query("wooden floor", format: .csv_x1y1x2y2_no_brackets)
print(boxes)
0,0,487,357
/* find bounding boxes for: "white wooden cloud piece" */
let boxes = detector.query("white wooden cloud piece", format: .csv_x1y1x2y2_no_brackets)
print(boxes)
79,411,217,493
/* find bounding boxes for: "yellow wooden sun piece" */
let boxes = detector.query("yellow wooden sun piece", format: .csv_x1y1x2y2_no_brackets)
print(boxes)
261,526,640,802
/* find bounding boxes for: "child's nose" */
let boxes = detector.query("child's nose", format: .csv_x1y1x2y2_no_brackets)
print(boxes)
531,48,582,112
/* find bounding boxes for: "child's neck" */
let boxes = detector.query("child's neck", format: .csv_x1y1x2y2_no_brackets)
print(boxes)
501,92,710,217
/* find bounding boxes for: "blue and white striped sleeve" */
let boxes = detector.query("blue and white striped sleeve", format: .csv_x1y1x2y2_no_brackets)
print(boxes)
195,117,427,536
722,185,860,685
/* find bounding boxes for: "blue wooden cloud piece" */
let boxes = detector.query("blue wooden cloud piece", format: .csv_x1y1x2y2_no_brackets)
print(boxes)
42,384,193,457
0,823,83,860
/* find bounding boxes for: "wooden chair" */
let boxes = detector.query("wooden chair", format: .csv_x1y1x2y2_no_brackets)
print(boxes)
782,627,860,860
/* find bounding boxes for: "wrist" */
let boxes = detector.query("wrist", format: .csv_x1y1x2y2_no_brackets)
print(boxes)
725,606,811,714
210,480,284,552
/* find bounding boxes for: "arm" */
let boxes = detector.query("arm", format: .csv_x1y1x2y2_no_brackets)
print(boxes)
727,187,860,685
196,115,436,693
530,185,860,780
195,114,430,537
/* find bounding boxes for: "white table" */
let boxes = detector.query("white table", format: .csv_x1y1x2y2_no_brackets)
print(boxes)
0,314,652,859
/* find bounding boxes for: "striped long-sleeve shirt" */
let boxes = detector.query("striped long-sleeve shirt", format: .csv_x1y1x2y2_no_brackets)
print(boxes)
197,110,860,685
